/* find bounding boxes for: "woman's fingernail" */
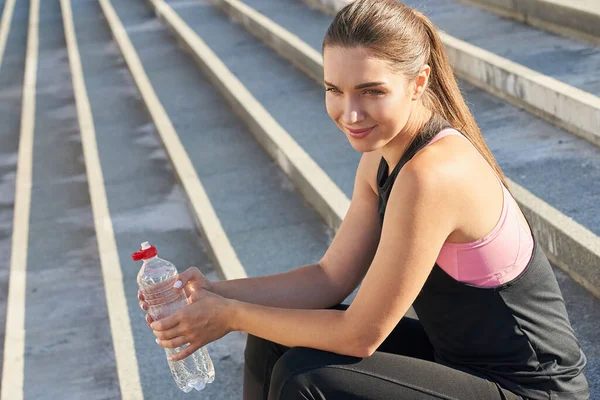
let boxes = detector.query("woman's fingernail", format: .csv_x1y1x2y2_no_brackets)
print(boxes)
173,280,183,289
139,303,145,311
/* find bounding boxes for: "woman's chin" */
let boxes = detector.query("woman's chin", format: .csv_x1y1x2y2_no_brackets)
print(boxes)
348,137,378,153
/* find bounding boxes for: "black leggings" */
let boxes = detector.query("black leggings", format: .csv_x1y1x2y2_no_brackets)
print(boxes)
243,304,524,400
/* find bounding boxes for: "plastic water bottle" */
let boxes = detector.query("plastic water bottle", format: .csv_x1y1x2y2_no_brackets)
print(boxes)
132,241,215,392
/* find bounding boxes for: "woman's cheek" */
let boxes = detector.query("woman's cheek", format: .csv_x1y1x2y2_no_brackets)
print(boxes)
325,96,340,122
383,96,410,122
365,99,393,125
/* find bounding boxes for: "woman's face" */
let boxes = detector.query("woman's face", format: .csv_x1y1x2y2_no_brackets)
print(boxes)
323,46,416,153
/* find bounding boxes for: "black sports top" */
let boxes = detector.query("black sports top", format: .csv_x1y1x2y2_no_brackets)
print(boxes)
376,115,589,399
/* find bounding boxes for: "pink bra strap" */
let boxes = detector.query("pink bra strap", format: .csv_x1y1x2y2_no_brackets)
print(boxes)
426,128,464,147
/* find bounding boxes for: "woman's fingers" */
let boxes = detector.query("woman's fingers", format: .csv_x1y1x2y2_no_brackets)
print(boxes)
153,324,183,341
174,267,202,288
175,267,214,300
156,335,188,349
151,312,181,332
138,290,149,311
168,343,201,362
145,314,154,326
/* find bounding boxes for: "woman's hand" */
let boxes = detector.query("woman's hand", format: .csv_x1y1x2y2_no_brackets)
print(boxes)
138,266,214,326
151,288,237,361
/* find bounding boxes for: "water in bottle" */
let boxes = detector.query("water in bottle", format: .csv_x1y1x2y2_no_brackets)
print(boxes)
132,242,215,392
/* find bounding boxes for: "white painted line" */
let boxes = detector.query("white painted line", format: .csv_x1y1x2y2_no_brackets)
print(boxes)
148,0,350,232
59,0,144,397
0,0,38,398
99,0,247,281
0,0,16,69
161,0,600,298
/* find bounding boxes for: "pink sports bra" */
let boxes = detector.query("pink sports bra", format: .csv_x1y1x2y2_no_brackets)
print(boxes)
426,129,534,288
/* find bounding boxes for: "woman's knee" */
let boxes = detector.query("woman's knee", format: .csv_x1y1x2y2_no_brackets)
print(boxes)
244,334,290,373
268,348,317,400
268,347,359,400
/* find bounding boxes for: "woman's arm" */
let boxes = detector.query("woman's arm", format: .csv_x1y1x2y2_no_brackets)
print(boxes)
230,302,354,355
211,263,343,310
227,156,457,358
153,154,456,360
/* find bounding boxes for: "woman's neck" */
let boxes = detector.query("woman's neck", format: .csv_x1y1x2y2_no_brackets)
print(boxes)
381,106,433,172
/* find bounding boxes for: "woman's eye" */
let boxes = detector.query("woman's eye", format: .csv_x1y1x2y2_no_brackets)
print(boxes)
364,89,384,95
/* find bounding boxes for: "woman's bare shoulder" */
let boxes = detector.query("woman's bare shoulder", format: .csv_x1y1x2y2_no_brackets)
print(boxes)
404,135,508,243
408,134,481,186
394,136,482,212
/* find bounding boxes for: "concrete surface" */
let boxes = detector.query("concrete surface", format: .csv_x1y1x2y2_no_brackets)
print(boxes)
460,0,600,43
22,1,120,398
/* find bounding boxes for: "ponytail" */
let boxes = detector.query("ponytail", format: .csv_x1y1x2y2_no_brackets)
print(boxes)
415,11,511,191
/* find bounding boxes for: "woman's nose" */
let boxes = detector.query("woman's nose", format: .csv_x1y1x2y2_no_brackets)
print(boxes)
342,108,365,125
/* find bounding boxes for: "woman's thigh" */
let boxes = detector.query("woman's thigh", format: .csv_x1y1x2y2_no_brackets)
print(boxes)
243,305,488,400
267,346,523,400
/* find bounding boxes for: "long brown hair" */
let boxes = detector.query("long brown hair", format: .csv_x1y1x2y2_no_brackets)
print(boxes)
322,0,510,190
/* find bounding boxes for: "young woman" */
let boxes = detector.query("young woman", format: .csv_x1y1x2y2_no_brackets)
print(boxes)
139,0,589,398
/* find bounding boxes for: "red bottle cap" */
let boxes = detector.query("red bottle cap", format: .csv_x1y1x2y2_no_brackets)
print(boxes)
131,242,158,261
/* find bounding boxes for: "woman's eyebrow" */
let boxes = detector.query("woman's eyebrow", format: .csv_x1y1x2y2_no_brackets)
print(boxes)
323,81,385,89
354,81,385,89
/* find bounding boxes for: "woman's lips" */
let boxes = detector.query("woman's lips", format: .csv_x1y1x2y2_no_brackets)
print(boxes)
346,125,376,139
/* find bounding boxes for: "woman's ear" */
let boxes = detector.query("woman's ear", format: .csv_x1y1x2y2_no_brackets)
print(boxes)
412,64,431,101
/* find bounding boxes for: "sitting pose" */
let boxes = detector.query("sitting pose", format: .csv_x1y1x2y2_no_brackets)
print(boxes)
139,0,589,398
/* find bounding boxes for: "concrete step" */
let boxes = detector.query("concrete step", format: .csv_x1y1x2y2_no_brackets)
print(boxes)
1,0,123,397
1,0,241,398
67,0,232,398
458,0,600,45
100,0,344,396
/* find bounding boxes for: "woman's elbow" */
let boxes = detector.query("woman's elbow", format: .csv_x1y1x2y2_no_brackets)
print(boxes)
343,328,379,358
348,345,376,358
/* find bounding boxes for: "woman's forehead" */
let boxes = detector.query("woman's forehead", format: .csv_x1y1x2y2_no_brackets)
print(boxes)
323,47,403,86
323,46,380,66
